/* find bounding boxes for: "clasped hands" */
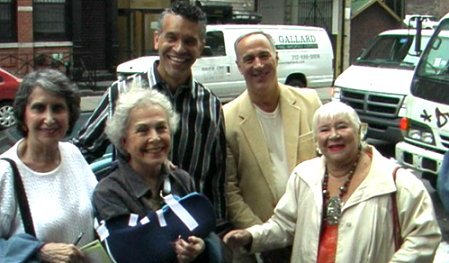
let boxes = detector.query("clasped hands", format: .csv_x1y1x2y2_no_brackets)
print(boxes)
223,229,253,252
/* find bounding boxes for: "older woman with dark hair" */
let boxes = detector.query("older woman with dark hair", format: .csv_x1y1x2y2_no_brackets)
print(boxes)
224,101,441,263
0,69,97,262
93,87,223,263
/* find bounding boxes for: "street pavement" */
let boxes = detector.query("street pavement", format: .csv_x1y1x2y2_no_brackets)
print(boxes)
81,95,103,112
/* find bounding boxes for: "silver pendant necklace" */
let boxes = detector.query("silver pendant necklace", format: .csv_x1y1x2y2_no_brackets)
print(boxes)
322,153,360,225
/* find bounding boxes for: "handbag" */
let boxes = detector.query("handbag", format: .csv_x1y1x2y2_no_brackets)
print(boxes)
1,158,36,237
99,192,216,263
391,166,403,251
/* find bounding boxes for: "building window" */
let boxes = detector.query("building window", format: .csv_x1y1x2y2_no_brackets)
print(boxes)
0,0,16,42
33,0,71,41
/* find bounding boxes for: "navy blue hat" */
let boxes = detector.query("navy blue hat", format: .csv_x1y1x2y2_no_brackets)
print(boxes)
103,192,216,263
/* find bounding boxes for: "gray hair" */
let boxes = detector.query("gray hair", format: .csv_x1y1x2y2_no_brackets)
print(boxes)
234,31,277,58
105,88,179,156
13,69,80,137
312,101,367,147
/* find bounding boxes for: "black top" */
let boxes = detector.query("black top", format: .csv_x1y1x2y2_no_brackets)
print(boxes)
93,158,194,221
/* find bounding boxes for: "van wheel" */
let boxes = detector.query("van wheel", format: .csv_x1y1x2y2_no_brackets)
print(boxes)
0,101,16,130
286,78,306,88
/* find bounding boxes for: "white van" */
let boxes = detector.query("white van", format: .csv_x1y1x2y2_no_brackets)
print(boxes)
332,29,433,142
396,13,449,188
116,24,334,103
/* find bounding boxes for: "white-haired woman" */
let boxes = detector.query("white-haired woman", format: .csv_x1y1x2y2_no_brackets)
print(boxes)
92,88,222,263
224,101,441,262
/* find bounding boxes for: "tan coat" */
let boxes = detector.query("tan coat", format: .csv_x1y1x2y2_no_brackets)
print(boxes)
247,147,442,262
224,83,322,229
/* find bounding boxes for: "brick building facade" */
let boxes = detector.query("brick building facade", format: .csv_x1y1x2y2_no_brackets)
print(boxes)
0,0,117,80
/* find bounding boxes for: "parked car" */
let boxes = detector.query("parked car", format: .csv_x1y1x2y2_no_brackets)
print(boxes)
404,14,439,29
0,68,21,130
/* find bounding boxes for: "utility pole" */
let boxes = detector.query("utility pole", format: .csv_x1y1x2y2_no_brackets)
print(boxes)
342,0,351,72
333,0,351,77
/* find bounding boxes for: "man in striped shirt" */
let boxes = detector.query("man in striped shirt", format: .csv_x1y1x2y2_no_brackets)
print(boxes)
72,1,227,223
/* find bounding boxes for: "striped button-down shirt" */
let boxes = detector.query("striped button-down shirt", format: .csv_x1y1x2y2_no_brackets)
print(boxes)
73,61,227,220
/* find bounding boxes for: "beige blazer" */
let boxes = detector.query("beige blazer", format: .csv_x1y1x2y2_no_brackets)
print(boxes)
224,83,322,228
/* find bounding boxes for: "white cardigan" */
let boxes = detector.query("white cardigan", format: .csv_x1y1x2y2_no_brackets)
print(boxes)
247,146,441,263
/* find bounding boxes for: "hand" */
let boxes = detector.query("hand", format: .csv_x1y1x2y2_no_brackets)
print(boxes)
174,236,205,263
223,229,252,251
38,242,85,263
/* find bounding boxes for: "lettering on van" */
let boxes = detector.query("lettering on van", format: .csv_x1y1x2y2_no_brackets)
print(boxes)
195,65,227,81
278,53,321,65
276,34,318,50
436,107,449,128
420,107,449,128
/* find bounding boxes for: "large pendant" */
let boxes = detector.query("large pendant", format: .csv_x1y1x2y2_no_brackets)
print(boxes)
326,196,342,225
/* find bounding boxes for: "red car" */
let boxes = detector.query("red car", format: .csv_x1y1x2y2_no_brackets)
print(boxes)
0,67,21,130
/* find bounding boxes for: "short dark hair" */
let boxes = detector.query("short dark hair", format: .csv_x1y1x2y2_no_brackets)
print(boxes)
13,69,81,137
157,1,207,39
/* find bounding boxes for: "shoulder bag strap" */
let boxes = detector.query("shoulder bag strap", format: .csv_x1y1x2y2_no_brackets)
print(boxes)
391,166,403,251
1,157,36,237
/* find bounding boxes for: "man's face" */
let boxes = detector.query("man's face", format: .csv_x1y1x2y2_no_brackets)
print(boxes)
235,34,278,92
154,13,204,84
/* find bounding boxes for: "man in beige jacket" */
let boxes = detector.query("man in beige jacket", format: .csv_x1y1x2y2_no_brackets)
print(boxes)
224,31,322,262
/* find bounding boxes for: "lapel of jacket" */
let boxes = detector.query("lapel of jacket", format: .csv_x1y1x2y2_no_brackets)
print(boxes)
279,84,301,172
239,94,278,196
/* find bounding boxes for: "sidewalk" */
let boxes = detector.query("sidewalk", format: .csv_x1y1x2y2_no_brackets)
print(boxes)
81,95,103,112
78,80,112,112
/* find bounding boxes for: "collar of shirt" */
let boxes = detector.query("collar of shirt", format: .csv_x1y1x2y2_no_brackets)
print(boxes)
117,158,170,199
151,60,193,97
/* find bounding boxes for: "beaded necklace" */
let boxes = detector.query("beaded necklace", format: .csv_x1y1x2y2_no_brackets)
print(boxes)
322,152,360,225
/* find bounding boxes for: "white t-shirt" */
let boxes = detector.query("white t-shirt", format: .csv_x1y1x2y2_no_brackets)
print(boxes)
255,104,289,198
0,140,97,246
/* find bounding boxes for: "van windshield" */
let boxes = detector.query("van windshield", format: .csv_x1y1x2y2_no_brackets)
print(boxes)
412,20,449,104
355,35,417,69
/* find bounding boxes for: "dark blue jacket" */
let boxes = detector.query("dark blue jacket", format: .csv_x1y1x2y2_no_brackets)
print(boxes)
0,233,43,263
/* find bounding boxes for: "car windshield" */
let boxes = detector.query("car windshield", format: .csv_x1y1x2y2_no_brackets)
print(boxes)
355,35,417,69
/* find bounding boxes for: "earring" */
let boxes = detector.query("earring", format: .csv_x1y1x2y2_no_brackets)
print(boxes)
316,144,322,155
